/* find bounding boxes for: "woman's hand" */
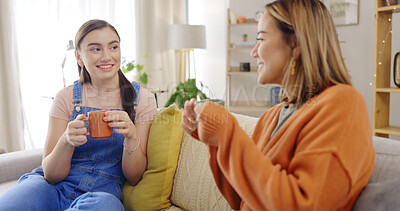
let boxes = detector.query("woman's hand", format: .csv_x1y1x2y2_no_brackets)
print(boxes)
181,98,207,139
64,114,87,147
104,111,137,140
181,98,197,134
181,99,224,147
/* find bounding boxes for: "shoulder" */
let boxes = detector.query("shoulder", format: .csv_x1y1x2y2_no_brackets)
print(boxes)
135,87,157,122
259,103,284,122
137,86,153,96
297,84,369,133
50,85,74,120
54,84,74,102
304,84,366,113
317,84,364,104
130,82,154,100
137,86,155,103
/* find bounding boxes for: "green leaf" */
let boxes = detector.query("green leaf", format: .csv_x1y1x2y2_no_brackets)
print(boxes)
139,72,148,85
136,64,144,71
165,79,209,109
176,94,184,108
122,66,127,73
165,92,179,107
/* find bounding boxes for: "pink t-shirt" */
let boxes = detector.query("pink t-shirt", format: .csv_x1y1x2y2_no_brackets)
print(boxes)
50,82,157,123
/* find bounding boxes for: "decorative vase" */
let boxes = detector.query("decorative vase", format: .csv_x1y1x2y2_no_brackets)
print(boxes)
394,52,400,88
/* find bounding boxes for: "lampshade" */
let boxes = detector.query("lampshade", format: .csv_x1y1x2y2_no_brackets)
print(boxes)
167,24,206,50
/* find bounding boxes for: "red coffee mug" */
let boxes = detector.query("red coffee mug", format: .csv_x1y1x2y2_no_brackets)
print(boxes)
83,110,112,139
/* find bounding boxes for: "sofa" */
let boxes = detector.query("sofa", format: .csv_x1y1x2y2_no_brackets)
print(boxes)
1,111,400,210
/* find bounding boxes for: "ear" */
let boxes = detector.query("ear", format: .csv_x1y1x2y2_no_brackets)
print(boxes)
290,34,301,59
75,50,84,66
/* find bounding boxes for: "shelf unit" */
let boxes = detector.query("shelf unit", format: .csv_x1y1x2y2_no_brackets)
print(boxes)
226,8,270,113
373,1,400,137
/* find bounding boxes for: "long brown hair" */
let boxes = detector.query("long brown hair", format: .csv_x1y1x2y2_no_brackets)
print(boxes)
266,0,352,107
75,19,136,122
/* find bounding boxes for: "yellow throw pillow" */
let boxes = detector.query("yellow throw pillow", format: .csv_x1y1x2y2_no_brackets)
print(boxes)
122,104,184,211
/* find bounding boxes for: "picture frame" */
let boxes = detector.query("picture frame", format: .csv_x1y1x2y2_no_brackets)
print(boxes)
323,0,359,26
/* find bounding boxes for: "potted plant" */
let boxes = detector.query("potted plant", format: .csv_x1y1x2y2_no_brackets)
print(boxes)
164,79,209,109
121,55,149,85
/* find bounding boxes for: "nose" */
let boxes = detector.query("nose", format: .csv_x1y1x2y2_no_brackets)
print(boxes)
251,43,259,58
100,48,111,62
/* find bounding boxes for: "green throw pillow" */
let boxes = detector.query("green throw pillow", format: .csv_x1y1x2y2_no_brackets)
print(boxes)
122,104,183,211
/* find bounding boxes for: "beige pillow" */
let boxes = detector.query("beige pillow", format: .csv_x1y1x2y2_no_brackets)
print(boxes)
170,113,258,210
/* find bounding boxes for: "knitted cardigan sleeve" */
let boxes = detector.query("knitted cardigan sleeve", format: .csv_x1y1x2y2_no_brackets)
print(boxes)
197,85,375,210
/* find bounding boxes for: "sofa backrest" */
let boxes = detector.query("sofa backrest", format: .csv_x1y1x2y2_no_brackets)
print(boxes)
369,136,400,184
170,113,259,210
0,148,43,183
352,137,400,210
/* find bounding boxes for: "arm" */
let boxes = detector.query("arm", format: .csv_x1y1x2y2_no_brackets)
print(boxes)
196,88,374,210
121,121,152,185
109,87,157,185
181,99,241,209
42,115,87,184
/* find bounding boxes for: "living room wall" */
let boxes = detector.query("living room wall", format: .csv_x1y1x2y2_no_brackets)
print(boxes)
189,0,400,139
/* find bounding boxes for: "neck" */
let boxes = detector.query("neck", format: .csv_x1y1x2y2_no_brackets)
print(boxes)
90,76,119,92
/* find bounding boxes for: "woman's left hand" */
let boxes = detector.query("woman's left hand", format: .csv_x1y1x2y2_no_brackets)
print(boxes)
104,111,137,139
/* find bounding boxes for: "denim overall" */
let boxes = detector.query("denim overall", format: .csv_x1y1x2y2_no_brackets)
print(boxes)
0,81,140,211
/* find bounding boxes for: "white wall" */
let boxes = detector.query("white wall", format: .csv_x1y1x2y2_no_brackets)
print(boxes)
188,0,228,99
189,1,400,138
335,1,375,128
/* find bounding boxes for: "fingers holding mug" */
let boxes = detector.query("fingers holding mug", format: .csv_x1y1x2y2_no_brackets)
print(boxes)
104,110,136,138
181,99,197,131
65,114,87,146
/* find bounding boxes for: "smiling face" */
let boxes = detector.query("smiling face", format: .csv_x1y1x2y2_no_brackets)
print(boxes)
75,27,121,84
251,11,293,86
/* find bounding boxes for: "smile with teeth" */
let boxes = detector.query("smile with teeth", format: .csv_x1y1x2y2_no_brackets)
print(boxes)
97,64,113,71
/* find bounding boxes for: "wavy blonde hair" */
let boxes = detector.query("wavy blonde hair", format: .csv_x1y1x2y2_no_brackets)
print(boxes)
266,0,351,107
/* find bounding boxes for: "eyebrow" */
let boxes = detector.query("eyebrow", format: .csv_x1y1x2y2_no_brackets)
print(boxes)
257,31,267,35
87,40,119,47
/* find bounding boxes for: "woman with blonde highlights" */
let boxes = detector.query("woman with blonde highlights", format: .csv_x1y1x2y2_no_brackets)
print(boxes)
181,0,374,210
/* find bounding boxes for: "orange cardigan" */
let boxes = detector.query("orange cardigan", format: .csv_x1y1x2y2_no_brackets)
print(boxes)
195,84,375,211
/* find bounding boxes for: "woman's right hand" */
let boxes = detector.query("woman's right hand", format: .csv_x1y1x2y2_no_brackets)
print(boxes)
181,98,198,136
64,114,88,147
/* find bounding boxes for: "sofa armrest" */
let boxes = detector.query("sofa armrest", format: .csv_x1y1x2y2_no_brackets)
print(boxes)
0,148,43,183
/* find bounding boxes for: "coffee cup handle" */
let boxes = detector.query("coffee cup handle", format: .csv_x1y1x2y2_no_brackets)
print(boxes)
82,117,90,136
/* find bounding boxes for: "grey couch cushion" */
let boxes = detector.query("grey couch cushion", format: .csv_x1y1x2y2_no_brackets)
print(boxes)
0,180,18,197
352,137,400,210
0,148,43,183
369,136,400,183
353,178,400,211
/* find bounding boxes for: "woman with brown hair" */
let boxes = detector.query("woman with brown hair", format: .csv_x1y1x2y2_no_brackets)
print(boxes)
181,0,374,210
0,19,157,210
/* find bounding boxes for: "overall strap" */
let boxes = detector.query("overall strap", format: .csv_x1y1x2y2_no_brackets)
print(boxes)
72,80,83,104
132,82,140,121
132,81,140,106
